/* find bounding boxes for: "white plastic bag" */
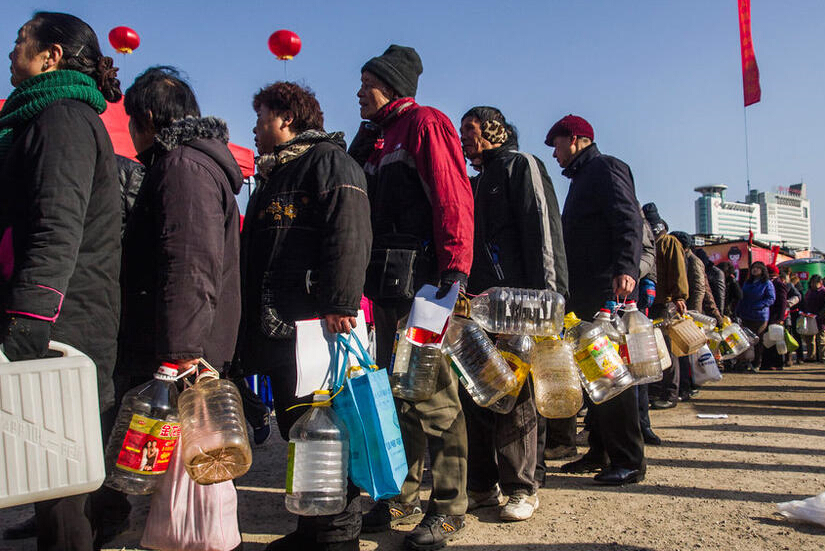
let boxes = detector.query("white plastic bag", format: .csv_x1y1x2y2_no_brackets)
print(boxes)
777,492,825,527
692,344,722,385
141,445,241,551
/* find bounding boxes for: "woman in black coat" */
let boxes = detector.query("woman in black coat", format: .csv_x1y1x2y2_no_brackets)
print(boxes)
0,12,122,551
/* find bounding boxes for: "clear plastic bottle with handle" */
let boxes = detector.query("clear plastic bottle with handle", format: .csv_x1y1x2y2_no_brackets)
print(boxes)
285,391,349,516
621,301,663,384
104,362,182,495
389,316,442,402
565,313,633,404
531,337,583,417
178,368,252,485
442,316,518,407
487,335,535,414
454,287,565,336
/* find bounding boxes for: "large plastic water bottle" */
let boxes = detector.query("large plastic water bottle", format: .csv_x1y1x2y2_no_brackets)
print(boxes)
443,316,518,407
285,391,348,516
687,310,718,334
487,335,535,414
621,301,663,384
719,322,750,359
104,363,181,495
797,313,818,336
178,370,252,485
530,337,583,417
455,287,565,336
565,317,633,404
389,317,441,402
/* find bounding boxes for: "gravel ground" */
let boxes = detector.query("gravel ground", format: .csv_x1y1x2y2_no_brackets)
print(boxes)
1,363,824,551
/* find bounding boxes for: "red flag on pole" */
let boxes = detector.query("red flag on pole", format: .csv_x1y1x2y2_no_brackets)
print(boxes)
738,0,761,106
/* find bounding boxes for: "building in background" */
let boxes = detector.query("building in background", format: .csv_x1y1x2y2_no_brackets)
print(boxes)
695,183,811,251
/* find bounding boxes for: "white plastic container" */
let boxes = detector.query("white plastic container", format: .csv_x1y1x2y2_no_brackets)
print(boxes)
0,342,104,509
767,323,785,344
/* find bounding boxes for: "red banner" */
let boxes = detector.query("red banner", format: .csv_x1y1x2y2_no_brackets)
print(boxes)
738,0,761,106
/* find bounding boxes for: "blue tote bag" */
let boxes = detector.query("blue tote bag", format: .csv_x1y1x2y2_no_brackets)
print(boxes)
332,333,407,500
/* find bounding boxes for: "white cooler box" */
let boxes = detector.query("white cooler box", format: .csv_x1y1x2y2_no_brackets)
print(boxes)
0,342,105,508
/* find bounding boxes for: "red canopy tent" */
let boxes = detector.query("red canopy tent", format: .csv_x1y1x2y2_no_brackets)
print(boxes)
0,98,255,178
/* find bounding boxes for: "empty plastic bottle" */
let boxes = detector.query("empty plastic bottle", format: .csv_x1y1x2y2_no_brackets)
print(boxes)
797,313,818,336
455,287,565,336
653,327,673,369
487,335,535,414
104,363,182,495
443,316,518,407
178,370,252,485
592,308,626,357
285,391,348,516
531,337,583,417
687,310,718,333
621,302,663,384
565,316,633,404
719,322,750,359
389,317,441,402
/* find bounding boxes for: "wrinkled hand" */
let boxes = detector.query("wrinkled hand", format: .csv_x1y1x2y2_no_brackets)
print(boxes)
612,274,636,299
324,314,357,334
673,299,687,316
2,316,51,361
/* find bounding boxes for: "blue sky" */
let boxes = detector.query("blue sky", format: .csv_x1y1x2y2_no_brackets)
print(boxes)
2,1,824,247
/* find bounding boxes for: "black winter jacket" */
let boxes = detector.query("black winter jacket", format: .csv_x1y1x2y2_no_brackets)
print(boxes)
118,117,242,377
0,99,121,409
561,144,643,318
706,264,726,315
238,132,371,373
468,145,568,297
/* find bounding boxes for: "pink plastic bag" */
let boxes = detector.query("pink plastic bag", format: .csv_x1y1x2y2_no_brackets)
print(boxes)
141,445,241,551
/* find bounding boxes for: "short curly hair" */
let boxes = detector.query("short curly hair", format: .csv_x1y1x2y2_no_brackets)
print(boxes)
252,81,324,134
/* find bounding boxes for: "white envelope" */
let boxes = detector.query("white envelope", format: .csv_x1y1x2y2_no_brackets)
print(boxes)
407,283,459,335
294,310,369,397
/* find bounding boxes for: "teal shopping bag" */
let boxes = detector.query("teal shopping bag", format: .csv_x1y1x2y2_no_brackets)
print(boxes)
332,333,407,500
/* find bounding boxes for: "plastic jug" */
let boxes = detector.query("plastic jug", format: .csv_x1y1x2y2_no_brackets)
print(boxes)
667,314,707,357
687,310,718,333
487,335,535,415
454,287,565,336
0,342,105,508
797,313,819,336
178,369,252,485
653,327,673,369
768,323,785,344
443,316,518,407
104,363,181,495
389,317,441,402
565,314,632,403
285,391,348,516
719,322,751,359
531,337,583,417
692,344,722,385
592,308,626,352
620,302,663,384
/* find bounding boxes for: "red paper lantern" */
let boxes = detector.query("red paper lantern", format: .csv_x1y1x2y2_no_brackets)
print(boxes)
268,30,301,60
109,26,140,54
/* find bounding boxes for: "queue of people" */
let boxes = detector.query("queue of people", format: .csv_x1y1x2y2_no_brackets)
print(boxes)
1,11,821,551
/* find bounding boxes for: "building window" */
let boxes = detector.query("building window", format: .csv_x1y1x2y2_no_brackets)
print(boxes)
803,207,809,218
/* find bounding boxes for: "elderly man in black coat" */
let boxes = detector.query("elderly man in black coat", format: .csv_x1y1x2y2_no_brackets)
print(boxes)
546,115,646,486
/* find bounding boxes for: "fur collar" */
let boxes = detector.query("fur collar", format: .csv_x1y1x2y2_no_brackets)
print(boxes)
154,116,230,151
255,130,344,180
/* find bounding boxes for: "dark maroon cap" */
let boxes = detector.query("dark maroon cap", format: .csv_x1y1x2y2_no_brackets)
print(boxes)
545,114,595,146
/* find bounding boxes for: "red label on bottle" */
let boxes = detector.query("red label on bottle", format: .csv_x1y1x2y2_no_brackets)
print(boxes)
115,414,180,475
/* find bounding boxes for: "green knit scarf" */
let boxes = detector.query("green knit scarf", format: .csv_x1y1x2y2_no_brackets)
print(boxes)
0,70,107,166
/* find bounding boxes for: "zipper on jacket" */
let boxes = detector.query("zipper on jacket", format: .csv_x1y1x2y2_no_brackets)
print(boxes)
485,243,505,281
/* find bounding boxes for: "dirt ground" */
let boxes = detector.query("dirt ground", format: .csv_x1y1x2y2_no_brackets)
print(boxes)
1,363,824,551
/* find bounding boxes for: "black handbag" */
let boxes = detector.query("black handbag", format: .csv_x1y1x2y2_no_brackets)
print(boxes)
365,233,435,302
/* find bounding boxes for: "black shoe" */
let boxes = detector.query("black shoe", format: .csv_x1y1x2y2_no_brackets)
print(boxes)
362,499,423,533
3,514,36,540
404,513,464,550
252,407,272,445
678,393,690,402
544,444,578,460
93,515,130,550
594,466,645,485
560,456,607,474
265,532,309,550
642,428,662,446
650,399,677,410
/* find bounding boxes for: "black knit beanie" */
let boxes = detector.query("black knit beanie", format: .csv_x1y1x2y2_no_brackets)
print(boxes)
361,44,423,98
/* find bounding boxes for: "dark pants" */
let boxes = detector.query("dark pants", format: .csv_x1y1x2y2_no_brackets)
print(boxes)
740,319,768,368
582,388,645,470
375,301,468,515
261,339,361,543
460,381,537,496
35,494,93,551
637,384,651,432
535,413,577,486
233,375,270,428
678,356,694,395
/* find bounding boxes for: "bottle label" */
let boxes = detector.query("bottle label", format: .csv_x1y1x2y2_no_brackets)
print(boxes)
406,326,444,346
390,332,407,375
286,441,296,494
724,332,740,348
574,336,621,383
115,414,180,475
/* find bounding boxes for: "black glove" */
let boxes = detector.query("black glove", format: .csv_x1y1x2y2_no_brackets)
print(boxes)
347,121,382,166
436,271,468,299
2,315,51,361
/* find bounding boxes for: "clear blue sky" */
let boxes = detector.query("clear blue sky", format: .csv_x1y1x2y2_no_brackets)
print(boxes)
3,1,824,248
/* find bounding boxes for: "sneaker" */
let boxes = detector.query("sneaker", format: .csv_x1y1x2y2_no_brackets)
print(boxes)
499,492,539,522
252,407,272,445
467,484,504,511
404,513,464,550
362,499,423,533
544,444,578,460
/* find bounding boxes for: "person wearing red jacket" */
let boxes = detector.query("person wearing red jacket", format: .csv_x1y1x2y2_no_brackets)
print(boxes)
349,45,473,551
